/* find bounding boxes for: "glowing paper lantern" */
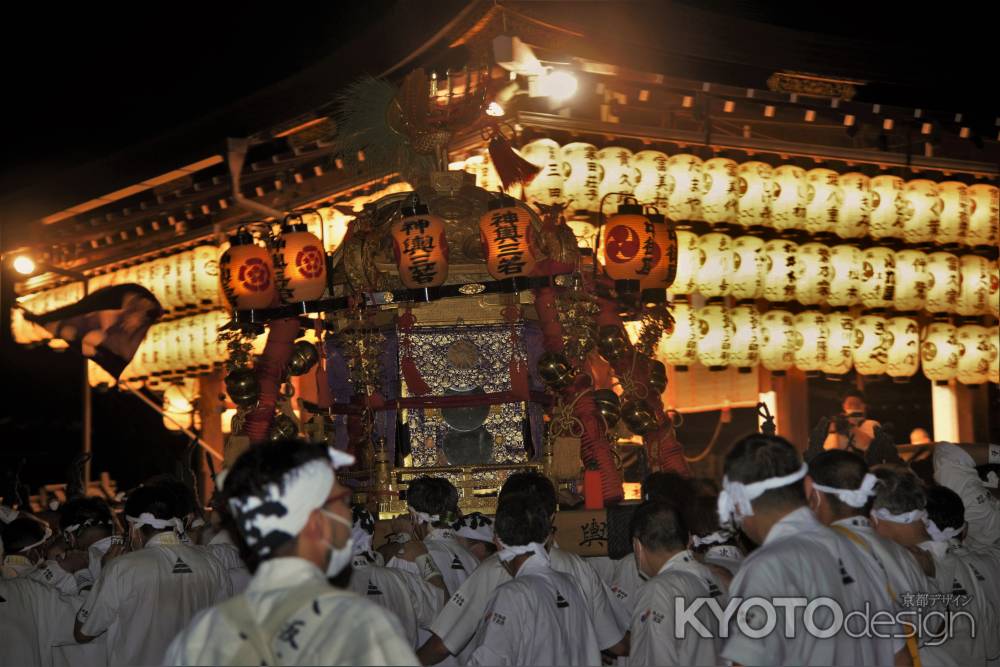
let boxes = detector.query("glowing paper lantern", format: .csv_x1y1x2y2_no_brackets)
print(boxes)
275,222,327,304
760,309,796,374
937,182,970,246
664,154,704,221
821,311,855,376
695,233,733,298
989,326,1000,385
701,157,739,224
771,165,808,233
192,245,222,308
859,247,896,310
827,245,863,307
966,183,1000,248
925,252,961,314
696,304,734,370
853,315,889,376
668,230,699,296
640,215,677,294
956,325,991,385
988,261,999,319
659,300,698,370
561,142,601,212
793,311,828,374
597,146,637,210
566,217,599,251
894,249,929,313
472,151,501,193
479,200,538,280
805,168,841,236
520,138,565,206
836,172,870,240
601,202,658,291
632,150,671,209
736,161,774,229
762,239,799,303
391,202,449,289
219,229,279,311
729,305,761,371
795,243,832,306
870,175,905,241
901,179,942,245
956,255,991,317
730,236,765,301
921,323,960,383
885,317,921,379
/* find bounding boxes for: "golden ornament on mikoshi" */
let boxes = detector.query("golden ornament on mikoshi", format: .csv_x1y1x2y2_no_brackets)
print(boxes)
219,228,278,311
885,317,920,380
274,221,327,304
225,368,259,407
287,340,320,377
836,172,870,240
621,399,657,435
924,252,961,314
966,183,1000,247
771,164,808,233
479,199,538,280
648,360,668,394
821,311,854,376
901,179,942,245
760,309,796,374
391,200,449,289
537,352,574,390
592,389,622,428
869,175,905,241
597,325,630,362
701,157,739,225
269,413,299,442
921,322,960,383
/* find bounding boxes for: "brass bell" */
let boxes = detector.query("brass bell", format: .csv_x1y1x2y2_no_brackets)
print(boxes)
269,414,299,442
592,389,621,428
648,360,668,395
225,368,259,408
621,399,657,435
537,352,574,390
596,325,629,362
287,340,320,376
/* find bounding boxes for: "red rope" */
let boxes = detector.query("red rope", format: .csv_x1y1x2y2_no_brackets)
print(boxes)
243,317,300,445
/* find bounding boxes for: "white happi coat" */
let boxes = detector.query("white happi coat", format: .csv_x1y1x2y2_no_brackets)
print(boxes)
934,443,1000,545
466,551,601,666
627,550,729,667
0,576,80,667
206,529,251,594
347,554,445,649
165,556,418,666
721,507,903,667
388,527,479,596
77,532,231,667
587,555,646,629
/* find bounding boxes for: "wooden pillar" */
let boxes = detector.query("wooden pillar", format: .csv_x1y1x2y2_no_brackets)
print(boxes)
197,369,225,505
761,368,810,451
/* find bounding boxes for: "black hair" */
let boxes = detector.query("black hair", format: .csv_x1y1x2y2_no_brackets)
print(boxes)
352,505,376,535
124,485,178,525
809,449,871,516
495,492,550,546
723,434,806,512
685,494,722,538
59,497,113,536
630,501,687,552
925,485,965,531
1,517,48,553
407,477,460,526
143,474,197,518
871,466,926,515
642,471,695,505
498,471,557,517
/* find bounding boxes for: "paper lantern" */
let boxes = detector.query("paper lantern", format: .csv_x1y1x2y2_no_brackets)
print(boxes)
859,247,896,310
701,157,739,224
392,202,449,289
762,239,799,303
836,172,870,240
795,243,832,306
640,214,677,293
853,315,889,376
921,322,960,383
561,142,601,212
566,217,599,251
956,325,991,385
821,311,855,376
925,252,961,314
470,152,500,192
275,222,327,304
659,300,698,370
901,179,942,245
894,249,929,313
937,182,970,246
989,326,1000,385
521,138,565,206
805,168,841,236
827,245,863,307
885,317,920,380
479,200,538,280
695,233,733,298
192,245,222,308
601,202,657,292
632,150,671,209
869,175,905,241
730,236,765,301
966,183,1000,247
729,305,761,371
696,304,734,370
956,254,991,317
597,146,637,210
793,311,828,374
668,230,699,296
219,229,278,311
989,261,999,319
736,161,774,229
771,165,808,233
664,154,704,221
760,309,797,373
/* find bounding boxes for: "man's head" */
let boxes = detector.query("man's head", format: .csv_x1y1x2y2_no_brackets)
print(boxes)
60,497,113,550
642,471,695,505
499,472,557,519
630,501,688,578
406,476,460,537
351,505,378,561
841,389,867,417
806,449,873,524
452,512,496,562
721,434,807,544
870,466,928,545
1,517,51,564
910,428,933,445
222,440,352,575
925,485,966,543
494,491,550,576
123,485,182,548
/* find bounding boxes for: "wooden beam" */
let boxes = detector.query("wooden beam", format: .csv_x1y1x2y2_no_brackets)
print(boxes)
197,369,226,504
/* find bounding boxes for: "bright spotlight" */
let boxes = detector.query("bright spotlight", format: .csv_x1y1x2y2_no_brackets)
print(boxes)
538,70,578,103
12,255,36,276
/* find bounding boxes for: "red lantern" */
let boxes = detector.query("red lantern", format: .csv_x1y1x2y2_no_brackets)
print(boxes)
391,201,449,289
601,200,665,295
219,228,278,310
639,213,677,305
274,219,327,303
479,198,538,280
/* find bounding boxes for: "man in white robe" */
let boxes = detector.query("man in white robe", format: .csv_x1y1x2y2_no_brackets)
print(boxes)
932,443,1000,546
451,512,497,563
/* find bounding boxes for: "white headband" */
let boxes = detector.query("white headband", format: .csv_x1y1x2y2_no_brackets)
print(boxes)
18,525,53,553
408,507,441,526
453,513,494,543
872,508,928,525
812,473,880,508
924,519,965,542
497,540,549,564
126,513,184,532
719,463,809,524
692,530,732,548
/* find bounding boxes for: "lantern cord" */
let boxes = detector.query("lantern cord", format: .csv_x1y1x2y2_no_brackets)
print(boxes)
116,381,224,461
683,411,725,464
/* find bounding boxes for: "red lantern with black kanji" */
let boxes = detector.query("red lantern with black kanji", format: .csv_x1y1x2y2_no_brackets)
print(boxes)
600,199,662,295
479,198,538,280
274,219,327,303
219,228,278,310
391,200,449,289
639,212,677,305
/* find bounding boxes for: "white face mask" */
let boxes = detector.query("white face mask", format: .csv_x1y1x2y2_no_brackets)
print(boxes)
320,509,354,578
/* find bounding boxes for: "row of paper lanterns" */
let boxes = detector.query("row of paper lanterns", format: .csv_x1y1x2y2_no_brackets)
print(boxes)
459,141,1000,248
643,303,999,385
667,231,1000,317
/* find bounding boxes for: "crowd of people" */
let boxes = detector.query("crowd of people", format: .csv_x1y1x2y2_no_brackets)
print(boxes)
1,420,998,665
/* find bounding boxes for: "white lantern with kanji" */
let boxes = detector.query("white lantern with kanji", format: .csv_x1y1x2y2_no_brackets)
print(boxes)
730,236,765,301
988,260,999,319
966,183,1000,248
860,247,896,310
762,239,799,303
805,168,841,235
925,252,961,314
664,154,704,221
793,311,828,374
956,325,991,385
632,150,671,210
989,326,1000,385
853,315,889,376
870,175,905,241
885,317,921,380
921,322,961,383
795,243,832,306
822,311,855,376
597,146,637,210
760,309,796,373
771,165,808,233
736,161,774,229
701,157,739,224
956,254,991,317
668,230,699,296
695,233,733,298
659,300,698,370
901,179,942,245
729,305,761,371
837,172,870,240
894,249,929,313
696,304,734,370
561,142,602,212
521,139,565,206
192,245,222,308
827,244,863,307
938,181,970,246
